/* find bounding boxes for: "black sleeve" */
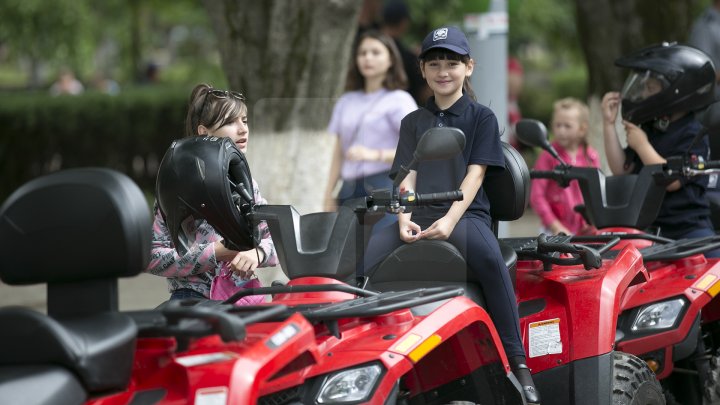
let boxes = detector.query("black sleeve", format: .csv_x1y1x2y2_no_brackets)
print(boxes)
391,115,416,178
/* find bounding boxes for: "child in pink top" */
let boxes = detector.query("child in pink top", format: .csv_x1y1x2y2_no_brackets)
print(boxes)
530,98,600,235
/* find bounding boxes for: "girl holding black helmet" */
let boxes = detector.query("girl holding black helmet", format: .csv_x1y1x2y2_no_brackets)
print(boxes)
147,83,278,300
602,43,718,247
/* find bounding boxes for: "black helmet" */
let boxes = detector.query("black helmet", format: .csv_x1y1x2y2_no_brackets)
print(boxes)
156,136,256,254
616,42,716,125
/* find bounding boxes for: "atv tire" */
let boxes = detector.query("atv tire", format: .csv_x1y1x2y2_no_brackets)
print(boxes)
612,351,664,404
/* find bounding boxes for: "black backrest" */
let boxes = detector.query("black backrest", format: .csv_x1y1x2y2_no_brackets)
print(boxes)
484,142,530,224
0,168,152,317
571,164,666,229
252,201,372,282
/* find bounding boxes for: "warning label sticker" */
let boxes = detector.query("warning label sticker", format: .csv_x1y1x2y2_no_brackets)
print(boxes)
528,318,562,358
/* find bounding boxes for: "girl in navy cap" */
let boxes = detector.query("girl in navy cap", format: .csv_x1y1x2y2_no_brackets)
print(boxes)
363,26,540,404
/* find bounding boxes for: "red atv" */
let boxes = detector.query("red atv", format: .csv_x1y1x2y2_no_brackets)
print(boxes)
0,128,528,404
512,114,720,404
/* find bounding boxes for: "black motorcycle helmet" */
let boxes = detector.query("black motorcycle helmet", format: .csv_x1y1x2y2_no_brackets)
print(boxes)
155,136,257,254
615,42,716,125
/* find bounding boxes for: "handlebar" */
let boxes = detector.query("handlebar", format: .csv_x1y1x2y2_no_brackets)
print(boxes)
367,189,463,213
531,157,720,187
529,167,573,187
407,191,464,205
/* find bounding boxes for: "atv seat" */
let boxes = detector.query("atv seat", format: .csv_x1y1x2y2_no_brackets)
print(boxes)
0,366,86,405
367,142,529,300
0,168,151,393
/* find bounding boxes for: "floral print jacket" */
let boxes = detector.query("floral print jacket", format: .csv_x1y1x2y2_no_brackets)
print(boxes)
146,179,278,297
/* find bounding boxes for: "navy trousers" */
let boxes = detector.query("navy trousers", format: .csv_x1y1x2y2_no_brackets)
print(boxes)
363,215,526,358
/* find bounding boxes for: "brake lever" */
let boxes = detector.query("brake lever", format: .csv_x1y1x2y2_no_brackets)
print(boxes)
574,244,602,270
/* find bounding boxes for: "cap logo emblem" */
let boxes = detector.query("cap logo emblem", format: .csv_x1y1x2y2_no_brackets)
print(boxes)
433,28,448,41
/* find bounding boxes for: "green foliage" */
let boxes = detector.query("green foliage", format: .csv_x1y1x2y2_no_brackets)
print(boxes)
510,0,580,62
0,86,189,201
519,64,588,125
0,0,94,73
0,0,220,88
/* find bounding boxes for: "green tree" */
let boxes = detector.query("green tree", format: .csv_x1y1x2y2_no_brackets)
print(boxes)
0,0,93,88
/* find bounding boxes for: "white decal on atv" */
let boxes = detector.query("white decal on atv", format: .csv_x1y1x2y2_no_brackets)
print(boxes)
528,318,562,358
195,387,228,405
267,323,300,349
175,352,234,367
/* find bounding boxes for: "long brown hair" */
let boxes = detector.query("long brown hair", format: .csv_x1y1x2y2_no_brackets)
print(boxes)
184,83,247,137
419,49,477,101
345,30,408,91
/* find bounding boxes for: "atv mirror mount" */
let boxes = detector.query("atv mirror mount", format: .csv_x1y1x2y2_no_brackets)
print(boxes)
393,127,466,187
516,119,568,167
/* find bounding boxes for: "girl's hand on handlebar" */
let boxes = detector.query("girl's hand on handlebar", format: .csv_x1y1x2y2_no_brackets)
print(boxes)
420,216,457,241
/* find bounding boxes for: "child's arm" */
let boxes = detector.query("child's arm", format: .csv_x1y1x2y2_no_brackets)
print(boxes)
602,92,632,175
324,140,343,211
530,153,569,234
421,164,485,240
146,205,220,278
623,121,682,192
398,170,422,242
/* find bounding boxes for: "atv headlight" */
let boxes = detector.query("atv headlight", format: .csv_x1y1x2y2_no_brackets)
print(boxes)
316,363,382,403
631,298,685,331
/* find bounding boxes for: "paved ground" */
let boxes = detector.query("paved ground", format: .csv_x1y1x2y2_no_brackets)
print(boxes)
0,210,541,312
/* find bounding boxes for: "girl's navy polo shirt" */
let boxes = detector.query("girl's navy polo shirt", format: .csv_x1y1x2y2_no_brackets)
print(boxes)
626,114,711,238
391,94,505,223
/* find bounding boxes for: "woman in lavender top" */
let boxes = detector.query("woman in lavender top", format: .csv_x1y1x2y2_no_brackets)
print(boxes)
324,30,417,215
146,83,278,300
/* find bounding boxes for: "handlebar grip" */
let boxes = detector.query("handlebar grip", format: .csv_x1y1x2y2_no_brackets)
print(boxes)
703,160,720,169
530,170,556,179
414,190,463,205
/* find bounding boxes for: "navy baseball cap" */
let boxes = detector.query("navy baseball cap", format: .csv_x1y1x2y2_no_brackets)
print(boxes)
420,27,470,57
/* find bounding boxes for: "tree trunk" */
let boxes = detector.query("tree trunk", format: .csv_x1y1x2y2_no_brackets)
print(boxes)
202,0,362,132
574,0,699,96
200,1,363,214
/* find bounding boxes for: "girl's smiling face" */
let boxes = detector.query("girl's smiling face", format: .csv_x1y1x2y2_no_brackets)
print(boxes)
420,56,474,101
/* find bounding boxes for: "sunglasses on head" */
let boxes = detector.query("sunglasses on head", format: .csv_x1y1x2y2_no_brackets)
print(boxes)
207,89,245,101
198,88,245,122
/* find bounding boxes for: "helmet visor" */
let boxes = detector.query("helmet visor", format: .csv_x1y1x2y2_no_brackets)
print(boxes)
620,70,671,103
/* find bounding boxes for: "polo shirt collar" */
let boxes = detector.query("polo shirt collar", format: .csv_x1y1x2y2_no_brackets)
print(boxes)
425,94,472,116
